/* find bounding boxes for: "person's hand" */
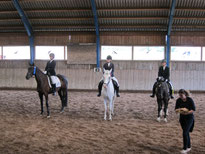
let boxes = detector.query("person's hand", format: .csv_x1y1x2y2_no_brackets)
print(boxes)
175,108,189,114
44,71,47,74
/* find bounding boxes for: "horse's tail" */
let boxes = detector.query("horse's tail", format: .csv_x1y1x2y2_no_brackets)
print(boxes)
57,74,68,107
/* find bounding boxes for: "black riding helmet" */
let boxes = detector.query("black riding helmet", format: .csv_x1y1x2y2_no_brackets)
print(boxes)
161,59,166,63
107,55,112,60
49,53,55,58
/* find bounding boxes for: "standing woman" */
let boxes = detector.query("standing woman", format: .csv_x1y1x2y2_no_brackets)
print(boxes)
175,89,196,154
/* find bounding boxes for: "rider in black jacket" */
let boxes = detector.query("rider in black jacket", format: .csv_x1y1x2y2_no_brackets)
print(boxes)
150,59,174,99
97,55,120,97
45,53,56,95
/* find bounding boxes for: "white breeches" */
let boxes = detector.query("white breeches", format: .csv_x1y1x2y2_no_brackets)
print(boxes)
111,77,119,87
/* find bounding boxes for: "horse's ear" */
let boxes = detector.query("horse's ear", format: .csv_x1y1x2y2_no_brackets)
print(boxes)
29,62,35,66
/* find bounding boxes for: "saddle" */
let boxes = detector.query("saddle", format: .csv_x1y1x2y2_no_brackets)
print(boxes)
47,75,61,88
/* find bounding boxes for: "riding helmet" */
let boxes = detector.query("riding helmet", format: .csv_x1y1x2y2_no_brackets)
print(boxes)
107,55,112,60
161,59,166,63
49,53,55,58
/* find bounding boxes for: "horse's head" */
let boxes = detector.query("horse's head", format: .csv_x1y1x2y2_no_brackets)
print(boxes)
26,66,36,80
157,76,165,82
156,77,165,98
103,69,112,87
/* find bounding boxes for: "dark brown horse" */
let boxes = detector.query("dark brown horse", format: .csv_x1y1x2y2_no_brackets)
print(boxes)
155,77,170,122
26,65,68,118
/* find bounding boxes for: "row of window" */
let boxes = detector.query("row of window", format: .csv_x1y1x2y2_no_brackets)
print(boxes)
0,46,67,60
101,46,205,61
0,45,204,61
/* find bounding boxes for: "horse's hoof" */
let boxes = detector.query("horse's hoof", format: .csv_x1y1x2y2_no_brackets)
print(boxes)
157,117,161,122
47,115,50,118
164,118,167,123
60,110,64,113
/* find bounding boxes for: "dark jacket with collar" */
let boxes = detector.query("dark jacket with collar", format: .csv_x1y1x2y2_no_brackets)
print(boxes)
45,60,56,76
103,62,114,77
158,66,170,80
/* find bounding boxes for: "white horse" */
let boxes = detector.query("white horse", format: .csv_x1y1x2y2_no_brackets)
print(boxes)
102,69,115,121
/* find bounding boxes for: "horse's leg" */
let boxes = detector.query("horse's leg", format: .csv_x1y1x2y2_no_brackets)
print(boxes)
109,99,112,121
104,99,107,120
157,98,162,122
58,89,64,113
112,97,115,116
45,94,50,118
39,92,44,115
163,99,168,122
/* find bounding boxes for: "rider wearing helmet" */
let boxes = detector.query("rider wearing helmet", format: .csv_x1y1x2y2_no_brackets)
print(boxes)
97,55,120,97
45,53,56,95
150,59,174,99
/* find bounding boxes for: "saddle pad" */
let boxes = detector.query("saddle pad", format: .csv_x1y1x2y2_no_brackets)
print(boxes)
47,76,61,88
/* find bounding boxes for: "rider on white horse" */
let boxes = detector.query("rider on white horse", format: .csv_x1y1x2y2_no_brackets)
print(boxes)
97,55,120,97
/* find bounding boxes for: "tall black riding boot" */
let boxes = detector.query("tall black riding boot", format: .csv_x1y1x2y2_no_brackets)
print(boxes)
97,80,103,97
150,82,157,98
167,81,174,99
116,86,120,97
169,87,174,99
52,84,56,96
112,80,120,97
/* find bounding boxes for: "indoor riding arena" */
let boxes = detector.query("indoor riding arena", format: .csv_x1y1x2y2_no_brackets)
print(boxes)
0,0,205,154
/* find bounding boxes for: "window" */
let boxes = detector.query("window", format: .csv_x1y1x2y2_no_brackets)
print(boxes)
101,46,132,60
0,46,2,59
2,46,30,59
134,46,164,60
35,46,66,60
202,47,205,61
171,46,201,61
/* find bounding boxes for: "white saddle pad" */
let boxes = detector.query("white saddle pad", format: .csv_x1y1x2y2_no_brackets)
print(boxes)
47,76,61,88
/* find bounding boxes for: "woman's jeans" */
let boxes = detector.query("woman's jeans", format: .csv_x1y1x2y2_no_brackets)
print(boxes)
180,117,194,150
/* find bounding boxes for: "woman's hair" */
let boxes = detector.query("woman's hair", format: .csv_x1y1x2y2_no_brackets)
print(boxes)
178,89,190,97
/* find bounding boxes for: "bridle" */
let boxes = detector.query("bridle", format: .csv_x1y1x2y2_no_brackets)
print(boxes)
33,66,36,75
103,76,111,86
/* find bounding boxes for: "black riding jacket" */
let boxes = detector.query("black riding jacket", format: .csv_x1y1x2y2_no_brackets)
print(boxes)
158,66,170,80
45,60,56,76
103,62,114,77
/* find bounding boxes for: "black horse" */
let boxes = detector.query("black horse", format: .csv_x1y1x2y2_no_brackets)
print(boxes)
155,77,170,122
26,65,68,117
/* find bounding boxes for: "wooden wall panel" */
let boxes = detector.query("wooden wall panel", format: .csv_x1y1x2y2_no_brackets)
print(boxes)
1,61,205,91
171,32,205,46
100,32,165,45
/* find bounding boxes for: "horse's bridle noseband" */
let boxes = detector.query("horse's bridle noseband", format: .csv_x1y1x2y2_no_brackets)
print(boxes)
103,77,111,86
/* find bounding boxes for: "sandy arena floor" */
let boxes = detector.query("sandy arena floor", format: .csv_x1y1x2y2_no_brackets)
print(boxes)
0,90,204,154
